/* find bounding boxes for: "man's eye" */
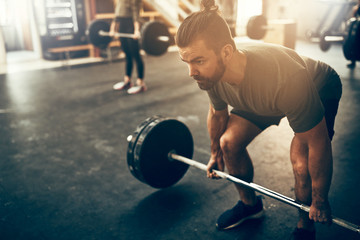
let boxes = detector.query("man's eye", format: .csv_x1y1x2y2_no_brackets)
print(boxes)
197,60,204,65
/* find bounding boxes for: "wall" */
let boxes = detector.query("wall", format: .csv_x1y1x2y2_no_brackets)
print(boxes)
237,0,263,36
0,0,24,51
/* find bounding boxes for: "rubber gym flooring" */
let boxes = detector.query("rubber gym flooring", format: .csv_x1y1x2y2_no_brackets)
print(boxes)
0,41,359,240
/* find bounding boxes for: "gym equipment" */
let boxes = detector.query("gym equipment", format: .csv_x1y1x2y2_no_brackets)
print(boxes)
246,15,297,49
246,15,269,40
127,116,193,188
87,20,171,56
306,0,356,41
319,17,360,61
319,30,344,51
306,1,359,56
343,17,360,61
127,116,360,234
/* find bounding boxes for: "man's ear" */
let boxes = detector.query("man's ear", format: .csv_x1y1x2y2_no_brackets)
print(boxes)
221,44,234,63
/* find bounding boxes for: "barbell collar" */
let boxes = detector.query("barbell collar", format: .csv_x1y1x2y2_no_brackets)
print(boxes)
168,152,360,234
157,36,170,42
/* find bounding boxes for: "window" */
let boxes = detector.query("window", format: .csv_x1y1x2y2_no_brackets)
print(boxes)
237,0,263,36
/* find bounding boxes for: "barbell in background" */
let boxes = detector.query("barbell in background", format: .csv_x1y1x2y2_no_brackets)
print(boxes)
127,116,360,234
247,15,360,63
320,16,360,64
319,30,345,52
86,19,171,56
246,15,272,40
320,17,360,52
98,30,170,43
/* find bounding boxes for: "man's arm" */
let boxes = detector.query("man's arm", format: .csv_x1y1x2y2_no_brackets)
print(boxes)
131,0,141,38
133,21,141,39
206,104,229,178
296,117,333,223
109,20,117,36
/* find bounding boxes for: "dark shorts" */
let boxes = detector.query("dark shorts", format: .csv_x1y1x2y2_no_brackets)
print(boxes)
230,98,340,141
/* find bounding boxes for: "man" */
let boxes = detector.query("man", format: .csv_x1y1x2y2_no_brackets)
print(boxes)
175,1,342,240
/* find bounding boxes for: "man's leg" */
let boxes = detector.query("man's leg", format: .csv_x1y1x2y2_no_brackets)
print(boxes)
216,114,264,230
220,113,262,204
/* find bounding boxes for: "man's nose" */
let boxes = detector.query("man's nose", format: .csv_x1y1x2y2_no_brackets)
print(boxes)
188,65,198,78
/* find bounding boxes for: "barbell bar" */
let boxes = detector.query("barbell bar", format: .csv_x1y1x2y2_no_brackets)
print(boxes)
323,36,345,42
127,116,360,234
87,19,171,56
319,30,345,52
98,30,170,43
169,153,359,233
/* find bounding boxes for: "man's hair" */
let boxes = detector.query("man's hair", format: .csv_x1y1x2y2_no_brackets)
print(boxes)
175,0,236,53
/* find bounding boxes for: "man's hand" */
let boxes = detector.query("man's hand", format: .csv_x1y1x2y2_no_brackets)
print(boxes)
109,21,117,38
309,199,332,224
133,21,141,39
207,150,224,179
133,29,141,39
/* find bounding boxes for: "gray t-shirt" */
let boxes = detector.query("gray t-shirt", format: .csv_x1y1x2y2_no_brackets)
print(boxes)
207,43,342,133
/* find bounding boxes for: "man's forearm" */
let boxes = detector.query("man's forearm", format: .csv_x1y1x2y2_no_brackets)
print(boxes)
134,21,140,33
207,105,228,153
308,138,333,203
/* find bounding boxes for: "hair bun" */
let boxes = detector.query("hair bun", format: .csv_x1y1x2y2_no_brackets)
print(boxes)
201,0,218,11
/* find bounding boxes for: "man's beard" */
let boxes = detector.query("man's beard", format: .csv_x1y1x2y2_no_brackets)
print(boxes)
195,57,226,90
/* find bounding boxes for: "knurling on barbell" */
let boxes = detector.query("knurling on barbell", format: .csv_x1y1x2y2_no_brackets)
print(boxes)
127,116,360,234
87,19,171,56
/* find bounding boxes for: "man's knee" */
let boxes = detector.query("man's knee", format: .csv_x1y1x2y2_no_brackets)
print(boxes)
219,132,246,157
292,161,311,188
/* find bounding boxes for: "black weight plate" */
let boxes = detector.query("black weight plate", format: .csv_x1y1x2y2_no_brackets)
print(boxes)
130,117,193,188
141,21,171,56
127,115,162,183
246,15,267,40
87,19,112,49
343,17,360,61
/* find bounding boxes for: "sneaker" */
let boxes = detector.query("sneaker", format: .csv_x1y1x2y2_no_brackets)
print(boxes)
113,81,132,90
289,228,316,240
347,61,356,69
216,195,264,230
127,85,147,94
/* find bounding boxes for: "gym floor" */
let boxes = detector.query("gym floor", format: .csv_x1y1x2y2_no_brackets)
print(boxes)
0,40,359,240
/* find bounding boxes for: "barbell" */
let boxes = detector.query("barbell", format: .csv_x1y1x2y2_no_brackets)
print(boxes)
319,17,360,62
127,116,360,234
246,15,271,40
319,30,345,52
309,18,360,60
86,19,171,56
